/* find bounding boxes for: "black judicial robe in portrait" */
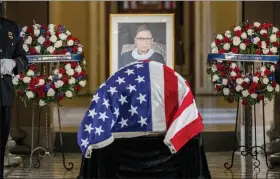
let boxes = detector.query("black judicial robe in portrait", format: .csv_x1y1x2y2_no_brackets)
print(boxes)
275,61,280,84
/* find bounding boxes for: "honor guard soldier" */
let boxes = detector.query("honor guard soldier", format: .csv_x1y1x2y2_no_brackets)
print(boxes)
0,17,28,179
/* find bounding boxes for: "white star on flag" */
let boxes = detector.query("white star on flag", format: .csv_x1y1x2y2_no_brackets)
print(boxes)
137,116,148,127
84,124,94,134
115,77,125,84
88,109,97,119
81,138,89,147
98,111,109,122
135,75,145,83
126,84,136,93
108,87,118,95
102,99,110,108
134,64,144,68
113,107,119,118
118,118,128,128
128,105,138,116
111,120,115,128
92,93,100,103
95,126,104,136
124,68,135,76
136,93,147,104
118,95,128,105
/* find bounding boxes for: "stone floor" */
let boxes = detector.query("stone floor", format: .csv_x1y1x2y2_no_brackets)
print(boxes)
4,152,280,179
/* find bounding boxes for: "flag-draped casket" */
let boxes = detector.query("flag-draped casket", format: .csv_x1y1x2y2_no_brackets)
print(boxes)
77,61,204,158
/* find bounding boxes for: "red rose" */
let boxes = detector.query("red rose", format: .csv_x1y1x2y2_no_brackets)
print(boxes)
71,62,78,69
257,95,264,101
234,67,240,73
234,30,242,37
223,37,231,43
29,64,37,71
227,97,234,103
19,72,24,79
231,47,238,54
215,39,221,46
241,82,247,88
53,50,59,55
215,85,222,92
257,41,262,48
218,49,227,54
262,33,268,39
220,71,226,77
43,40,51,47
272,81,277,88
56,95,64,101
248,86,256,94
55,31,60,37
230,76,236,81
37,88,46,98
254,72,262,78
72,46,78,53
61,49,68,54
73,72,79,78
242,99,248,105
216,64,224,71
61,76,68,84
26,27,33,33
274,42,279,47
256,49,261,54
29,47,37,55
244,39,250,46
264,69,271,76
58,68,65,74
80,71,86,77
74,85,81,92
268,51,273,55
277,32,280,38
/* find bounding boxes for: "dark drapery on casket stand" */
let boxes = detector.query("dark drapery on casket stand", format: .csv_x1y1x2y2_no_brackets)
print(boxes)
77,135,211,179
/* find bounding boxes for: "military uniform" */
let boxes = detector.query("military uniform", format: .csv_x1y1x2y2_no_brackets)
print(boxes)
0,17,28,178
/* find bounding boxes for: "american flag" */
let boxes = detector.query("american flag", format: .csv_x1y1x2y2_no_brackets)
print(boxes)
77,61,203,158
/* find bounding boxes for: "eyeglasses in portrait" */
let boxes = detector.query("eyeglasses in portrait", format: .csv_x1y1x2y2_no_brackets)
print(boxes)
110,14,174,75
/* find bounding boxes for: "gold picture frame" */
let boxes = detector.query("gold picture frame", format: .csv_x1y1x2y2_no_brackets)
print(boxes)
109,13,175,75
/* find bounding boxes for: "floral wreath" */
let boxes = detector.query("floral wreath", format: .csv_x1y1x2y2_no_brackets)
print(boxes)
207,22,280,106
13,23,87,106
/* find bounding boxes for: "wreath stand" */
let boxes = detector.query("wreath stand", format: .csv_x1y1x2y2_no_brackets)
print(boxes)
22,55,82,171
208,54,277,171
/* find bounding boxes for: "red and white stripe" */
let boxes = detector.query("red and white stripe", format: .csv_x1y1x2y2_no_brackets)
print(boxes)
149,61,203,154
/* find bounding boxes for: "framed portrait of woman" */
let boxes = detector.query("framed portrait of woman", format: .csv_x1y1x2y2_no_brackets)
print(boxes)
109,14,175,75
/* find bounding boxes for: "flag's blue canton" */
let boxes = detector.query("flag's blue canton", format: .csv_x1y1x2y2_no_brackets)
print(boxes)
77,62,152,154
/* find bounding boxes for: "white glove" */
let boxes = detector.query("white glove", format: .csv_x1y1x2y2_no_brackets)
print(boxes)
0,58,16,75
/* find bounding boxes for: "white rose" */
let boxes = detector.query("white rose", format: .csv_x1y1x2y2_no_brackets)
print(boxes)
25,36,32,45
244,78,250,83
230,63,237,69
47,88,55,97
276,84,280,92
39,100,46,107
225,30,231,38
211,47,218,53
78,47,83,53
26,91,35,99
270,47,277,54
211,42,216,48
48,24,55,29
53,69,59,75
38,79,45,86
253,37,260,44
33,24,40,30
54,40,63,48
20,31,25,37
273,27,279,33
54,80,64,88
247,29,253,36
262,77,269,84
75,66,82,73
267,85,274,92
230,71,237,77
37,36,46,45
66,69,74,76
233,37,241,46
234,26,241,31
212,74,219,82
22,26,27,32
48,75,53,81
261,41,267,49
270,34,277,43
222,78,228,85
223,43,230,50
223,88,230,96
49,35,57,43
26,70,35,77
253,76,259,82
59,33,67,40
241,32,247,39
216,34,223,40
23,44,29,52
35,46,41,53
47,46,55,54
12,77,19,85
58,73,63,79
66,30,71,35
270,65,275,72
79,80,87,87
235,85,243,92
254,22,261,27
211,65,217,72
34,29,40,37
65,91,73,98
242,90,249,97
65,64,71,70
260,66,266,72
236,78,244,85
67,40,74,46
251,93,258,99
65,52,71,55
68,77,76,85
263,48,269,55
23,76,31,83
48,29,55,35
239,43,246,50
260,30,267,35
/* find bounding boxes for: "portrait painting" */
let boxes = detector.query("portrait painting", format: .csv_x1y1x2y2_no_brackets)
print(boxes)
110,14,174,75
